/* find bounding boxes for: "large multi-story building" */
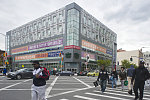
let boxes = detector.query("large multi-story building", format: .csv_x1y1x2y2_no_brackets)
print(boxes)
6,3,117,73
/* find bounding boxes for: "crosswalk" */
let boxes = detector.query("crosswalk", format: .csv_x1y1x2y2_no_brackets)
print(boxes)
59,87,150,100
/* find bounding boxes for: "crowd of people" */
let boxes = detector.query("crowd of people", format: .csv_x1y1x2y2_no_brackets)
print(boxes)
97,61,150,100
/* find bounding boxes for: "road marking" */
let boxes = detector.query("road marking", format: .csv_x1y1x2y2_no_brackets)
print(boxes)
85,92,130,100
107,88,150,96
0,79,31,91
109,87,150,94
59,99,69,100
47,87,94,98
1,89,31,90
74,95,100,100
73,77,92,88
105,88,150,99
52,88,79,90
45,76,59,98
94,90,150,100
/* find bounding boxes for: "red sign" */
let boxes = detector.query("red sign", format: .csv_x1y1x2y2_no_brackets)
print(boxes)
64,45,80,50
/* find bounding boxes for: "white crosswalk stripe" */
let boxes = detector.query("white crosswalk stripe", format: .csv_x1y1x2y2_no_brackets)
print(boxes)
71,88,150,100
85,92,130,100
74,95,100,100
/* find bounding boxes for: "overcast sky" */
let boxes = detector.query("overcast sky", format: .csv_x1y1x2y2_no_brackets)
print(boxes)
0,0,150,52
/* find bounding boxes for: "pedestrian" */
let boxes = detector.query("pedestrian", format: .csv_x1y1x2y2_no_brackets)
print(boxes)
111,68,118,88
131,61,150,100
119,67,127,91
31,61,48,100
127,65,135,94
3,68,7,76
97,65,109,93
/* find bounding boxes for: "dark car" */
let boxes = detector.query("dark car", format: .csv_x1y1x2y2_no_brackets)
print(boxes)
56,71,74,76
7,68,33,79
77,71,88,76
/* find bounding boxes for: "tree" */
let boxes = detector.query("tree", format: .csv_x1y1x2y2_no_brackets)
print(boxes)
121,59,137,69
97,59,111,68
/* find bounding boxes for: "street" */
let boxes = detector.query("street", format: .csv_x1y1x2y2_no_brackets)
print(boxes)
0,75,150,100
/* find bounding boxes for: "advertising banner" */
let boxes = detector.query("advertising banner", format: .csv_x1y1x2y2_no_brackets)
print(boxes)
15,51,62,61
28,39,63,50
82,40,106,54
64,45,80,50
106,49,112,55
81,51,95,60
48,51,62,57
12,38,63,54
12,46,28,53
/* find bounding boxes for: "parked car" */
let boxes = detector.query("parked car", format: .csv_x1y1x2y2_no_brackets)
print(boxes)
77,71,88,76
7,68,33,79
56,71,74,76
87,70,99,77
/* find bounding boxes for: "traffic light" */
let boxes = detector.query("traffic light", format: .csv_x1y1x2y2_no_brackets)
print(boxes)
59,53,61,57
130,57,133,61
3,52,7,57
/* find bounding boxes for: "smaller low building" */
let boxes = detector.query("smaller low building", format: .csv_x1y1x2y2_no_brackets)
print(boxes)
117,49,143,68
143,51,150,70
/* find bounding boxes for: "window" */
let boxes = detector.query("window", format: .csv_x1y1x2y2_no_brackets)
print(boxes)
65,53,71,58
53,16,56,23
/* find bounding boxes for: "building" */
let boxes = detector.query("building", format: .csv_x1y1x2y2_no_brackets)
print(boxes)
6,3,117,73
143,51,150,70
117,50,143,68
0,50,5,70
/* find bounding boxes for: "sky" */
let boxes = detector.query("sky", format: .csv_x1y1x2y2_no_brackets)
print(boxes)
0,0,150,52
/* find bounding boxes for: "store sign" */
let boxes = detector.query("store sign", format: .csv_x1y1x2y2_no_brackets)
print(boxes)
28,39,63,50
15,51,62,61
106,49,112,55
11,46,28,53
64,45,80,50
12,38,63,54
48,51,62,57
82,40,106,53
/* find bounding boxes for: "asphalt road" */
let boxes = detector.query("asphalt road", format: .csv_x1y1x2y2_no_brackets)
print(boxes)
0,75,150,100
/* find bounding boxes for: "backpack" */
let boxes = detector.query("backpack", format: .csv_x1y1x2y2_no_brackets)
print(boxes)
42,67,50,81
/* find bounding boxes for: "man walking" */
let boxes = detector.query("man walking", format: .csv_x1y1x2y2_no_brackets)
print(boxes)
111,68,118,88
127,65,135,94
97,65,109,93
132,61,150,100
31,61,48,100
119,67,127,91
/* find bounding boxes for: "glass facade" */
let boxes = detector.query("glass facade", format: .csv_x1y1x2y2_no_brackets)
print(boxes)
67,9,79,46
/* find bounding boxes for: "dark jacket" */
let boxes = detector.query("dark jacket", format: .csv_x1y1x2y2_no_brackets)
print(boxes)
131,66,149,83
33,67,48,86
127,66,135,77
111,71,118,79
119,71,127,80
97,69,109,81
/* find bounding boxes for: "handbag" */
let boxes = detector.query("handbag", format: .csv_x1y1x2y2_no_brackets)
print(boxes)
124,80,128,86
110,76,113,81
93,81,99,87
